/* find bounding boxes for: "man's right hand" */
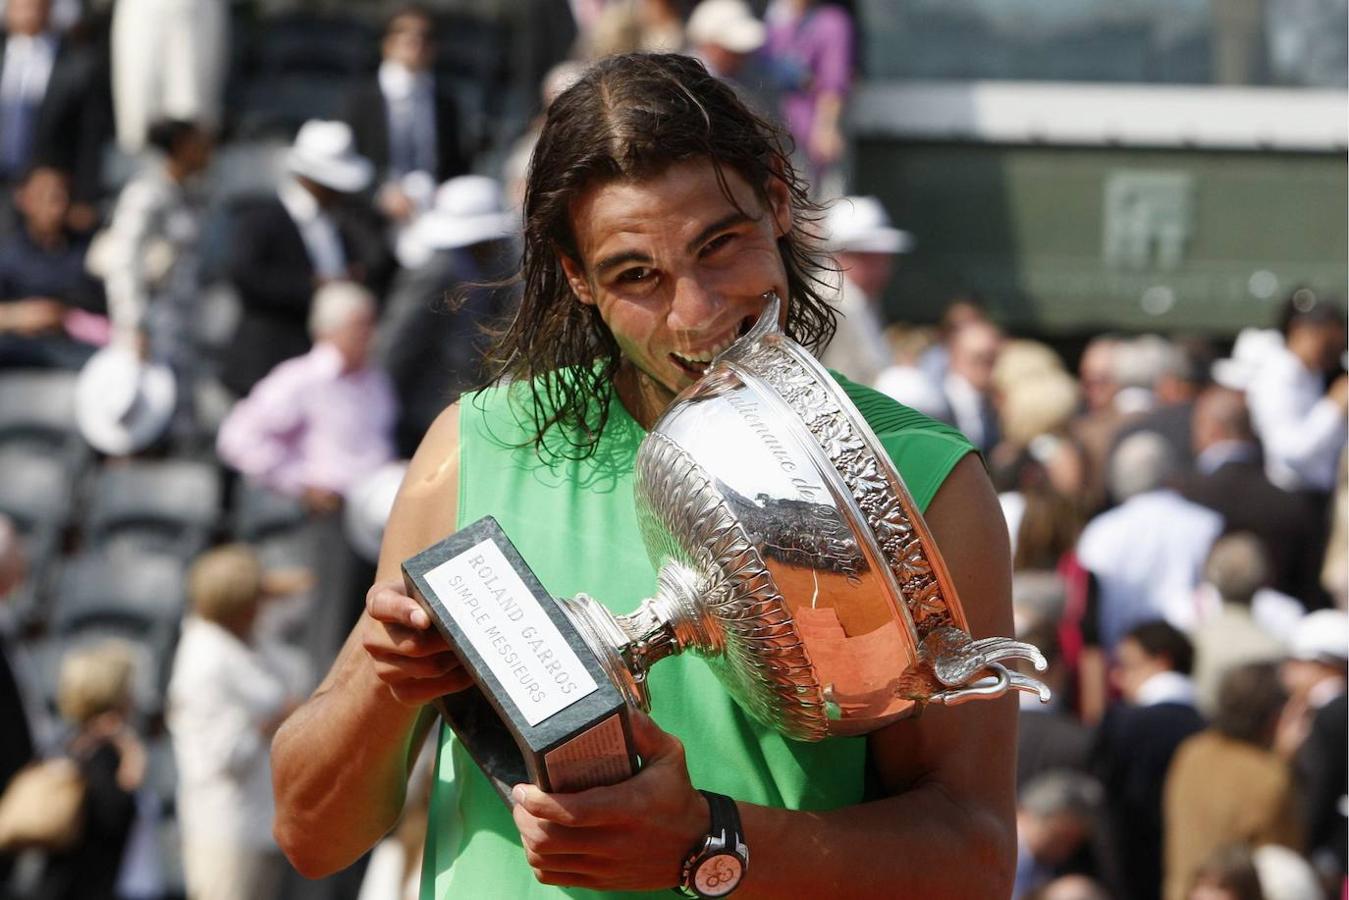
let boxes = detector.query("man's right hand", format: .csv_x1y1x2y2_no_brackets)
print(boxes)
361,578,472,706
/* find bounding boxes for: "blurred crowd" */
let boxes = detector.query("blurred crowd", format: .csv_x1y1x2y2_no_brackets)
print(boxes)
0,1,1344,899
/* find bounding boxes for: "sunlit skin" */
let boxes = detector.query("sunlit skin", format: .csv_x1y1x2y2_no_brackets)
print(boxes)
559,159,792,429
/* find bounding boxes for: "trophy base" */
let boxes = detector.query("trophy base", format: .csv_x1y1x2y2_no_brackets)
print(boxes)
403,517,639,800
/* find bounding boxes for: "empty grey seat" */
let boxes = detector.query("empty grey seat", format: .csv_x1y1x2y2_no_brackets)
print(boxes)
0,370,85,460
86,460,222,561
51,552,187,636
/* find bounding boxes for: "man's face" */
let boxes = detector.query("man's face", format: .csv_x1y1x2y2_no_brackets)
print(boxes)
383,12,434,71
1110,637,1163,703
1079,341,1117,412
328,304,377,370
950,323,1000,394
16,167,70,237
560,159,791,423
5,0,49,35
838,250,894,301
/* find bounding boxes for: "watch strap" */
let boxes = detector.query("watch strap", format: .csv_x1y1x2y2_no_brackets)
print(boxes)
675,790,748,898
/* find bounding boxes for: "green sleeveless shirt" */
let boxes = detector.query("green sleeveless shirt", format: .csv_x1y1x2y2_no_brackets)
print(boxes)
420,371,974,900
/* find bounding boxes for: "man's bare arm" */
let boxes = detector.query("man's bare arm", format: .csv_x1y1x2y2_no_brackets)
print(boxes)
513,454,1020,897
272,404,468,877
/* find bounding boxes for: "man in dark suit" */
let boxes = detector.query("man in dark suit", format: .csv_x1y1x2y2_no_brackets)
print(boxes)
1181,384,1322,605
221,121,389,398
344,5,467,226
1092,621,1205,900
0,0,110,226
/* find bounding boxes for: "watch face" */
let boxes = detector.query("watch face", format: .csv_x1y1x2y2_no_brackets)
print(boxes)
693,851,744,897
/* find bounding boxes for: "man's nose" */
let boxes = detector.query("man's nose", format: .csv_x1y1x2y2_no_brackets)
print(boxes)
667,276,723,332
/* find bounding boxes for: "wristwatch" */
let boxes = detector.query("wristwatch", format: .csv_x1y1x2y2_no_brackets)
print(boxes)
675,790,749,898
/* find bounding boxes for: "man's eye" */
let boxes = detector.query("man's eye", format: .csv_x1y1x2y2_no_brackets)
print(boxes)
702,234,735,256
617,267,652,284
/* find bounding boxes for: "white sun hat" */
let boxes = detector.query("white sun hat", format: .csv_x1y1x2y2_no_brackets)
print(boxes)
413,175,518,251
687,0,766,54
824,196,913,254
287,120,374,194
75,346,176,456
1289,609,1349,664
344,461,409,564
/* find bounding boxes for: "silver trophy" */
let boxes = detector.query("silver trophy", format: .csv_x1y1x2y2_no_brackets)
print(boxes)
405,294,1049,793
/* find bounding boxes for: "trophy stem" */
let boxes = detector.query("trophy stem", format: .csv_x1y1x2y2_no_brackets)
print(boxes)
557,562,722,713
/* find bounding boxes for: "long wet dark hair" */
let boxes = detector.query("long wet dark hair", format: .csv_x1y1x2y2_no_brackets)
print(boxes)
481,52,837,460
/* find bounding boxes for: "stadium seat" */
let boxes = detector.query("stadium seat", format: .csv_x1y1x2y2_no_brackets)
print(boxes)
85,460,222,562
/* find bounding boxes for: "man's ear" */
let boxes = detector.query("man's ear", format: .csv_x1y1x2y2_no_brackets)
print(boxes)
558,253,595,305
765,176,792,239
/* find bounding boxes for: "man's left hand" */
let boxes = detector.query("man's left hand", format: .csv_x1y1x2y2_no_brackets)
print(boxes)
513,710,710,892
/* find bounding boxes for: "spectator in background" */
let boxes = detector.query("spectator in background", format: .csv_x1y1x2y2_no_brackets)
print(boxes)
1015,619,1093,789
92,119,212,442
1094,620,1205,900
219,278,395,669
1276,610,1348,892
1077,432,1222,646
345,4,467,228
918,294,989,384
109,0,226,153
1190,534,1287,716
685,0,777,120
874,323,952,422
1014,770,1104,900
33,640,146,900
764,0,853,197
1110,335,1212,470
0,0,82,186
376,175,518,456
0,165,104,368
586,0,684,58
1069,334,1125,512
1182,385,1324,605
221,121,385,398
217,280,395,513
944,319,1003,454
1247,288,1347,496
1187,844,1264,900
0,516,34,891
1164,662,1301,900
1026,875,1112,900
168,544,305,900
819,195,910,387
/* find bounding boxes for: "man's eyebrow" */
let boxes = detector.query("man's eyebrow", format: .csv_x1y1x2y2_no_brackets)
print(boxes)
686,212,752,255
594,250,653,275
591,211,753,275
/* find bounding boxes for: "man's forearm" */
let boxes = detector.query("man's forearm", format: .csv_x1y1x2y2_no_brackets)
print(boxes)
271,638,427,877
735,782,1016,899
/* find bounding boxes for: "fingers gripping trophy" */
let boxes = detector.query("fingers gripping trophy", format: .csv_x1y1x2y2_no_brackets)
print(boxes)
403,294,1051,799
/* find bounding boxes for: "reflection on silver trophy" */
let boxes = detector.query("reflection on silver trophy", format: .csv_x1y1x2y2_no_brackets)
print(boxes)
558,293,1051,741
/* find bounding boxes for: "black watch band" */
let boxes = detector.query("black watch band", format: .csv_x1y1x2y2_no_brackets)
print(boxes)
675,790,749,898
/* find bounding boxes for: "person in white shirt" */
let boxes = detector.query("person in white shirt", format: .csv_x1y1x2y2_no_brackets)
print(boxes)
818,194,911,387
1247,289,1348,494
167,545,308,900
1076,432,1223,649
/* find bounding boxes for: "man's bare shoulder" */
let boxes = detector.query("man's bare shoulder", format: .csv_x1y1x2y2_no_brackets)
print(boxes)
376,403,462,580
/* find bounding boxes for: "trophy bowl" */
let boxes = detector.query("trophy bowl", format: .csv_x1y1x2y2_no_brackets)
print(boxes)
404,294,1049,795
556,294,1050,742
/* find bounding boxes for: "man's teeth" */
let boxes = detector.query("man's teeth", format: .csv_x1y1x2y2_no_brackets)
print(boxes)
674,335,737,365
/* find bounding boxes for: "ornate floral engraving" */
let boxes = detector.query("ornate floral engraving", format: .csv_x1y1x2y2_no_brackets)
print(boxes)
733,338,959,639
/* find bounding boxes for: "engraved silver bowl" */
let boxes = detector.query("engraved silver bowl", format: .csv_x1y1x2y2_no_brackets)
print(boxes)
559,295,1049,740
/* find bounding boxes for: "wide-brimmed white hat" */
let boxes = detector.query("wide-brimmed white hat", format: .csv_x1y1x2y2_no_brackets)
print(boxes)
825,196,913,254
287,120,374,194
1290,609,1349,664
75,347,176,456
413,175,517,250
687,0,766,54
1212,327,1282,391
344,461,409,564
